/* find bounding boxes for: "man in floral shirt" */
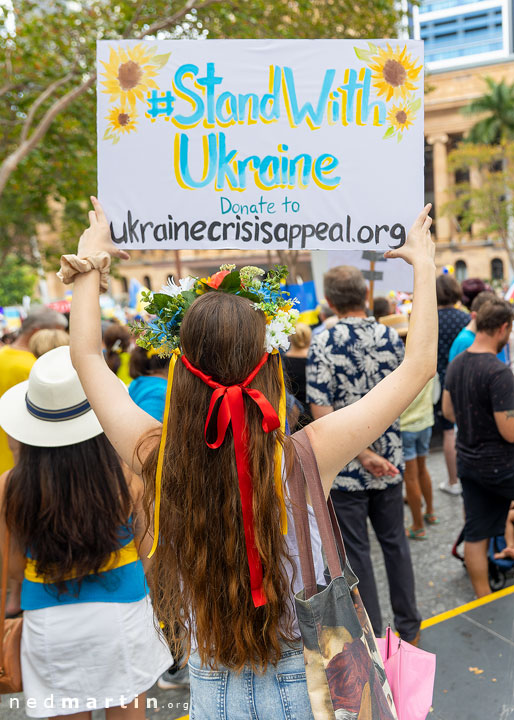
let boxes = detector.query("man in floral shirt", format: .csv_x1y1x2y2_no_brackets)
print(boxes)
306,265,421,643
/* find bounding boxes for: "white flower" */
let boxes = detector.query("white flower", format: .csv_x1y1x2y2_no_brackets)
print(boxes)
160,276,196,297
265,324,289,353
264,308,300,352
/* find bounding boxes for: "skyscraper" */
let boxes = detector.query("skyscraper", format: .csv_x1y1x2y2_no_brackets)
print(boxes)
413,0,514,70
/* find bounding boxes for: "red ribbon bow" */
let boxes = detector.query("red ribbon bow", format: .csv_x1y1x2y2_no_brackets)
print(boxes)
181,353,280,607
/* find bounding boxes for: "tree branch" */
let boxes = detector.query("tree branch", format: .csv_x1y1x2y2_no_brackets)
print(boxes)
0,74,96,196
121,1,148,38
0,0,227,200
0,83,14,98
139,0,226,37
20,71,76,144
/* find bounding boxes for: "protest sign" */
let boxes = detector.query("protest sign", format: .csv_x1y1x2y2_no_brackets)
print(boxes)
97,39,424,252
311,250,414,306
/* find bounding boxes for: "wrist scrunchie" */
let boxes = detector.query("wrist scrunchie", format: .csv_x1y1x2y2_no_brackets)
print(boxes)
57,251,112,293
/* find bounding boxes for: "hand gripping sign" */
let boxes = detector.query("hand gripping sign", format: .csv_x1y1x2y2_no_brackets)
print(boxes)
97,39,424,252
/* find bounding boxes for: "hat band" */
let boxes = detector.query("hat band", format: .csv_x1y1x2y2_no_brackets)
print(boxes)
25,394,92,422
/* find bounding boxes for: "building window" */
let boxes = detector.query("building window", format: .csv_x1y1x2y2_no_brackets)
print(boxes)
491,258,504,281
143,275,152,290
419,3,505,64
455,260,467,282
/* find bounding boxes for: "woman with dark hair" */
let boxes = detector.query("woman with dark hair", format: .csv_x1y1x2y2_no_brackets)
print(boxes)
65,198,437,719
103,323,132,385
0,346,171,719
283,322,313,430
128,347,170,422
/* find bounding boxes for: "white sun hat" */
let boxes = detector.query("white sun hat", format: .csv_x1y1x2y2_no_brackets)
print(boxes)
0,345,103,448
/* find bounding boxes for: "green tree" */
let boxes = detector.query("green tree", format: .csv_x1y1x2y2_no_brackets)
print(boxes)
445,142,514,271
462,77,514,144
0,255,37,306
0,0,407,270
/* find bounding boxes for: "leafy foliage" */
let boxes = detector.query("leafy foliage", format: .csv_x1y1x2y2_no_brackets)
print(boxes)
462,77,514,145
445,142,514,270
0,255,37,306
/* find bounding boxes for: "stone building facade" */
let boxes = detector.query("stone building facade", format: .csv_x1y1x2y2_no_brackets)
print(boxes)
425,58,514,284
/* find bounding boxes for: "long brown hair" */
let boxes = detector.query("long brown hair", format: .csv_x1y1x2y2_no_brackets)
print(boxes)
141,292,296,670
5,434,132,595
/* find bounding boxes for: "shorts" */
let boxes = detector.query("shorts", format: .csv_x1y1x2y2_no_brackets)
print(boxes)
402,427,432,461
458,461,514,542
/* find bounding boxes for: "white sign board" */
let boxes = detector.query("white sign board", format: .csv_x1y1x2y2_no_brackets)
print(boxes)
97,39,424,252
311,250,414,304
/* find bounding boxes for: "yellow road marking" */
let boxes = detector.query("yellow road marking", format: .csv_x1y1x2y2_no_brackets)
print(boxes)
420,584,514,630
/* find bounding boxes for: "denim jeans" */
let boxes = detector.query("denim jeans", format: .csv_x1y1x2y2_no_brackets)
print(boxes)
188,642,314,720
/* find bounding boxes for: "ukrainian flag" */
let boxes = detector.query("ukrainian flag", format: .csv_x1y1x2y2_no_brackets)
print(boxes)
283,280,318,325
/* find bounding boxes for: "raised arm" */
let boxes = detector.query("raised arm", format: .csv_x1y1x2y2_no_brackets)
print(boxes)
303,205,437,497
69,198,162,473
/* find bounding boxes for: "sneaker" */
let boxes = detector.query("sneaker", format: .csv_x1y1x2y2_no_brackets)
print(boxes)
439,480,462,496
157,665,190,690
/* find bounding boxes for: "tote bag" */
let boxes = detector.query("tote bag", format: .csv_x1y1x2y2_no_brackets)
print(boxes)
288,430,398,720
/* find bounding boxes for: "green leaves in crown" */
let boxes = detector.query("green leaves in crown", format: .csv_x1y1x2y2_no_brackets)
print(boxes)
130,264,290,356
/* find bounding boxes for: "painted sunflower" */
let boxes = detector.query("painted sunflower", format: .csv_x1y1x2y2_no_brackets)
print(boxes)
106,106,138,137
387,102,415,132
368,44,422,102
100,44,162,108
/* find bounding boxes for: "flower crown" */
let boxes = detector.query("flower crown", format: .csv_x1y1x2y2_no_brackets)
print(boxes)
131,264,299,355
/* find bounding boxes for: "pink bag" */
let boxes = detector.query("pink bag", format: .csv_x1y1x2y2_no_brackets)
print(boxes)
376,627,436,720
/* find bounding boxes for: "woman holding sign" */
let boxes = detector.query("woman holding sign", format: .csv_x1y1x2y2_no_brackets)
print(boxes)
64,197,436,719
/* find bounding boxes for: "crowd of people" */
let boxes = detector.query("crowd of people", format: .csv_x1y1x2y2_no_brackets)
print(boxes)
0,197,512,719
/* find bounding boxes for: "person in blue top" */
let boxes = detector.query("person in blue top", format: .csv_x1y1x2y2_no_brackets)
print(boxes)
450,290,510,365
0,346,171,719
128,347,170,421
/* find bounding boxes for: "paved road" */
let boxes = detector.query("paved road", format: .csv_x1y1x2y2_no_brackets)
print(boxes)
3,448,512,719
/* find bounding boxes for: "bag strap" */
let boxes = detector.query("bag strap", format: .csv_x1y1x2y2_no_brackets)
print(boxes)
287,445,317,599
289,429,349,599
327,493,347,567
0,527,11,669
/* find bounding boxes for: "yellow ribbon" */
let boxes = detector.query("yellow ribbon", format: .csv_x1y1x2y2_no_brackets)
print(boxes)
274,351,288,534
25,540,139,583
147,346,168,359
147,351,178,558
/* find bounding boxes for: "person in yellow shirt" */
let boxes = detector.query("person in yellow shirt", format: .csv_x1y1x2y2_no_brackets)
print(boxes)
400,377,438,539
0,308,67,475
